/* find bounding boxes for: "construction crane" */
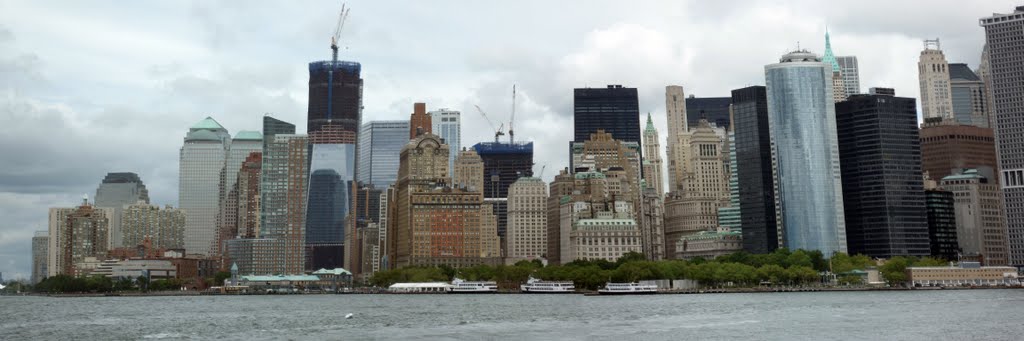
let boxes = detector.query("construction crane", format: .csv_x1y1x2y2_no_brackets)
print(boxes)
509,84,516,144
327,4,351,121
474,105,505,143
538,164,547,179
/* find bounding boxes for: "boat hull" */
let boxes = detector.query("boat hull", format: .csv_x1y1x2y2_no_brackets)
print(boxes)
521,289,577,294
447,290,498,294
596,291,658,295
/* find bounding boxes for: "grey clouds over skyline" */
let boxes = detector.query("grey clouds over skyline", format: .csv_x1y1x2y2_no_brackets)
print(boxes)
0,0,1016,279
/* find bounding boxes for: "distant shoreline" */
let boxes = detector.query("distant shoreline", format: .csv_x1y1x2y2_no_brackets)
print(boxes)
14,285,1022,297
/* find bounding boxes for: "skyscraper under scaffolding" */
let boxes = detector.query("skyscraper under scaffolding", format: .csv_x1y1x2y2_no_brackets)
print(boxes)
473,141,534,239
306,59,362,271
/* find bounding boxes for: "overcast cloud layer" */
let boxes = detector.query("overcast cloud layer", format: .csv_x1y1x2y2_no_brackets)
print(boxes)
0,0,1016,280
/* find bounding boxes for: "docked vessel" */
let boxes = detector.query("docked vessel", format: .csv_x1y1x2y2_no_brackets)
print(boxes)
447,278,498,293
520,277,576,293
597,282,658,295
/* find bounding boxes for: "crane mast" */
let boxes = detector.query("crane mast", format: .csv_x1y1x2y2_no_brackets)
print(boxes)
509,84,516,144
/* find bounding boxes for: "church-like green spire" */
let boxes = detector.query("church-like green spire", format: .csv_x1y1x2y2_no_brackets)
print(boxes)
644,112,656,133
822,29,841,72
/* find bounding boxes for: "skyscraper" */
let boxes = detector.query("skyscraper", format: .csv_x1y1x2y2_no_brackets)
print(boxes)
981,7,1024,266
665,85,688,192
684,96,731,132
430,108,461,171
836,91,929,258
46,207,75,277
918,39,954,121
452,148,484,194
94,172,149,248
506,177,548,260
179,117,230,256
573,85,641,164
307,59,362,270
949,63,990,127
924,187,958,261
641,113,664,196
31,231,48,284
474,141,534,237
258,119,309,275
357,120,410,188
822,30,848,103
731,86,778,254
663,119,729,256
765,50,847,256
61,199,112,276
836,56,861,96
217,131,262,255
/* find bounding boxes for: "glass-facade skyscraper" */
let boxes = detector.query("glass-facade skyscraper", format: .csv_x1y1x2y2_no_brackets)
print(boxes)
430,109,461,171
179,117,230,256
765,50,847,256
474,141,534,237
573,85,641,167
357,120,410,189
95,172,149,248
732,86,779,254
685,96,732,131
836,92,929,258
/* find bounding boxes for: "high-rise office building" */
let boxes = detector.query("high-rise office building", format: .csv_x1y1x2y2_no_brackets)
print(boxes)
665,85,688,192
571,130,643,204
717,129,740,232
641,113,664,196
822,31,848,103
474,141,534,237
235,152,262,239
257,116,295,236
949,63,990,127
919,121,998,183
46,207,75,277
924,188,959,261
573,85,641,163
31,231,48,284
981,7,1024,266
639,187,665,260
430,108,461,171
257,132,309,274
179,117,230,256
977,44,996,129
836,92,929,258
120,203,186,250
836,56,861,96
94,172,149,249
506,177,548,260
357,120,410,188
346,185,383,275
731,86,778,254
918,39,954,121
941,169,1008,266
409,103,432,139
684,96,731,132
765,50,847,256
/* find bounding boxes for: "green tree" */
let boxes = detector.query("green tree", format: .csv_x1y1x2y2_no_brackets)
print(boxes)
879,257,909,286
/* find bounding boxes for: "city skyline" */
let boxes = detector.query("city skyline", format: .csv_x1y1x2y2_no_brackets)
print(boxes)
0,0,1016,279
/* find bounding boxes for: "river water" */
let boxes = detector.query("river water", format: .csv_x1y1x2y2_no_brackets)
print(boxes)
2,290,1023,340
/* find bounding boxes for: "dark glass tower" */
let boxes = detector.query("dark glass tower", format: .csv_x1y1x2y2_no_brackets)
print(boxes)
685,96,732,130
473,141,534,237
925,189,959,260
731,86,778,253
307,61,363,137
573,85,640,152
836,93,930,257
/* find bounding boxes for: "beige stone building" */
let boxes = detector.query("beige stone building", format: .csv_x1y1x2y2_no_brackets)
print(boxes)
674,227,742,260
918,39,954,121
940,169,1009,266
665,85,687,192
570,211,642,262
452,147,484,195
641,113,664,197
664,118,730,256
507,177,548,260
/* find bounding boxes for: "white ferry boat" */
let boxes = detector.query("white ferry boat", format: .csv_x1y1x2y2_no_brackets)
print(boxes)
597,282,658,295
520,277,576,293
447,278,498,294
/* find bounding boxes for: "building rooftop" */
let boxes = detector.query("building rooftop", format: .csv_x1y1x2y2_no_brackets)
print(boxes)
312,268,352,276
191,116,225,131
240,275,321,282
949,63,981,81
233,130,263,141
941,169,986,181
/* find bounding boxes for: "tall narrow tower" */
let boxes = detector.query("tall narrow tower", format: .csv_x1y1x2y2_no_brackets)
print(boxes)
665,85,687,192
918,39,954,121
642,113,664,196
822,30,848,103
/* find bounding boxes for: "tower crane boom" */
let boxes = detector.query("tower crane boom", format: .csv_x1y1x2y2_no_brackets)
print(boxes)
474,105,505,143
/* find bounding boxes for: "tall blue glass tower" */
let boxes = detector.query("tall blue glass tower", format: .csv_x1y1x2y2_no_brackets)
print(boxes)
765,50,847,256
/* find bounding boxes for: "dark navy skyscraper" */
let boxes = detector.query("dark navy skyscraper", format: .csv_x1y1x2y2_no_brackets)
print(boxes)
573,85,641,159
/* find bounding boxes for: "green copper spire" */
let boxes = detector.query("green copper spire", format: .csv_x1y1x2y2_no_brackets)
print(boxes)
822,29,841,72
644,112,656,133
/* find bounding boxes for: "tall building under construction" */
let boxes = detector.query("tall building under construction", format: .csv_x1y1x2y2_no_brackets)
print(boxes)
472,141,534,238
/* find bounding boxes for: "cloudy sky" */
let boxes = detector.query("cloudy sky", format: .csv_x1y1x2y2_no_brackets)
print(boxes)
0,0,1015,280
